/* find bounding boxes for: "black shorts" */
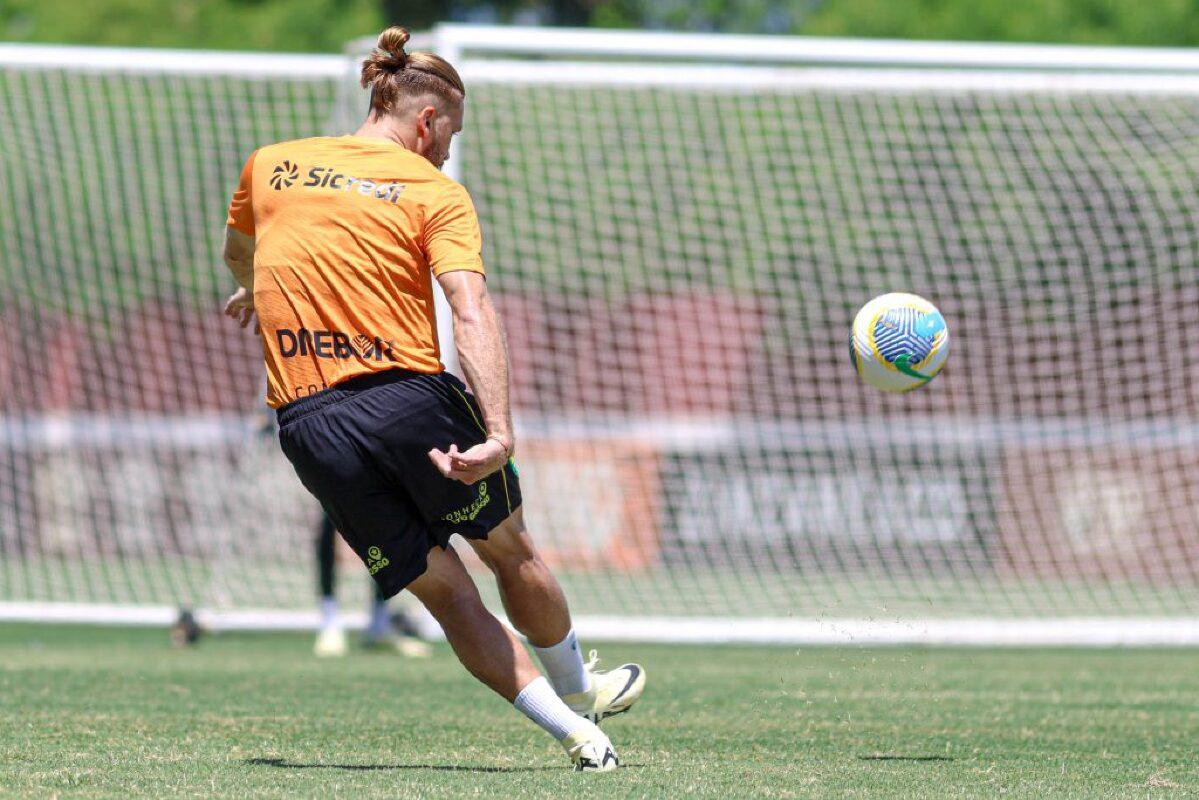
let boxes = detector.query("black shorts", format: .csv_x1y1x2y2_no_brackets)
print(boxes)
276,369,522,598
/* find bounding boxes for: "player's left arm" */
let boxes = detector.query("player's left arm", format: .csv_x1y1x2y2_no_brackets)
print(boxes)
223,150,258,329
223,227,256,328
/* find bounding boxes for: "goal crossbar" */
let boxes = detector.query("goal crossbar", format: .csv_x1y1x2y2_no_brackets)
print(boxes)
435,24,1199,72
10,27,1199,77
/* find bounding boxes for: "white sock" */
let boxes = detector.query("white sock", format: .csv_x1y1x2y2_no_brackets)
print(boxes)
513,677,588,741
319,596,339,630
531,629,591,698
368,600,390,637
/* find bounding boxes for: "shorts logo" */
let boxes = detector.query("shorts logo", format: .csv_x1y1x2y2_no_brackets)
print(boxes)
443,482,490,525
276,328,395,361
366,546,390,575
270,160,299,190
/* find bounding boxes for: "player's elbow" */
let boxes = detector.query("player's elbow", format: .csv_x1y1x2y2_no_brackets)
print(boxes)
453,307,484,328
449,293,490,330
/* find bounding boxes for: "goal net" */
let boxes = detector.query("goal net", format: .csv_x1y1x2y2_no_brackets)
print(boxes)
2,29,1197,643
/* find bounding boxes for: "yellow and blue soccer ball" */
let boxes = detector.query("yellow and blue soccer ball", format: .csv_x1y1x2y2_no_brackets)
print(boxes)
849,293,949,392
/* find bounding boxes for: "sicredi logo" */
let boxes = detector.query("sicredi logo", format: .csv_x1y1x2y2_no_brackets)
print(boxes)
269,161,407,204
270,160,298,189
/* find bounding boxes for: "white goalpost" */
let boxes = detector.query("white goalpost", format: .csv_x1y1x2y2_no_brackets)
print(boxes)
2,27,1198,644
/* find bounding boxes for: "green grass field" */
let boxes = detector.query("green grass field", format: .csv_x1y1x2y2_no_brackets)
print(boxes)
1,624,1196,799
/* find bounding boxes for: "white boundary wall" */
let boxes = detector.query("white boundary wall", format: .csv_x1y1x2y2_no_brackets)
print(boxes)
3,602,1198,646
3,27,1199,644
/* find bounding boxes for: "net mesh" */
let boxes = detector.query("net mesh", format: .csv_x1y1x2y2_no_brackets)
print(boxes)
0,64,344,611
2,47,1198,630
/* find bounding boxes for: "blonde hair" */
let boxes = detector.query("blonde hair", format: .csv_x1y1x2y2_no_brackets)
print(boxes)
360,27,465,117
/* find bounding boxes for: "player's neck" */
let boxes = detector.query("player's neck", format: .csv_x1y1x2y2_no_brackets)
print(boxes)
352,119,415,152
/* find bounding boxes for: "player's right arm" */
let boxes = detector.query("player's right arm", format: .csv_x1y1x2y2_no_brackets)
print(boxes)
430,269,514,485
424,183,513,485
223,151,257,328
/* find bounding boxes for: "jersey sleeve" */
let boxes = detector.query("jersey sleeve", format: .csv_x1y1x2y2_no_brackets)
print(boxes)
225,150,257,236
423,183,484,276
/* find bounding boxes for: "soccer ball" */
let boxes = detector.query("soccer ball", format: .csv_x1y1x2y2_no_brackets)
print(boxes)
849,293,949,392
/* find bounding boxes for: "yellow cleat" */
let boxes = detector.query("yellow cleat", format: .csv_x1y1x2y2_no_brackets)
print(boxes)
561,724,618,772
563,650,646,724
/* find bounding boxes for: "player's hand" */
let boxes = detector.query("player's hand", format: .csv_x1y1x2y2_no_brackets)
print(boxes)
427,439,509,485
223,286,257,331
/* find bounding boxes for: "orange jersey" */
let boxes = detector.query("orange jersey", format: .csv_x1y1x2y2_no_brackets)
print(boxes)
226,136,484,408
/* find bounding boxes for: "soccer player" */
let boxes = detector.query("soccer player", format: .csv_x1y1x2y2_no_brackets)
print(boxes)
221,26,644,772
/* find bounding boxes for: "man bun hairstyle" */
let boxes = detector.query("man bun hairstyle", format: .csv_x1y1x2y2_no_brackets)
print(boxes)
360,26,465,117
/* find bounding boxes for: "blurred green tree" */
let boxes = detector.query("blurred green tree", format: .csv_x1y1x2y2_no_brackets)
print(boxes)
800,0,1199,46
3,0,1199,50
0,0,382,51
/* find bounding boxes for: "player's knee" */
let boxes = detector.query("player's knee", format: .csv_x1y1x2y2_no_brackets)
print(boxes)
491,546,551,585
409,567,476,614
415,578,484,620
491,551,556,594
476,512,555,584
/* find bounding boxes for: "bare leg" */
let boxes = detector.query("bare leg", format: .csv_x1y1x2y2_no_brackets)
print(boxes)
407,544,603,753
468,508,572,648
406,544,540,702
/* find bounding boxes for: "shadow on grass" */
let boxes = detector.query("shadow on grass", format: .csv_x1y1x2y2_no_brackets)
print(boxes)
246,757,642,773
858,755,954,762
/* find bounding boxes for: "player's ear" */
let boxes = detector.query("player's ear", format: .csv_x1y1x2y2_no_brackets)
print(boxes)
418,105,436,135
